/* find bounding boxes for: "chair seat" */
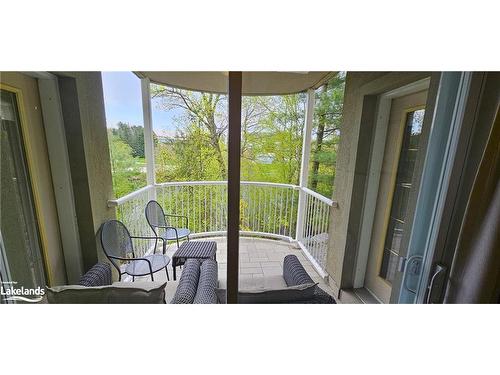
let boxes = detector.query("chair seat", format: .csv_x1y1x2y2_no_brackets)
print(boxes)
125,254,170,276
160,228,191,240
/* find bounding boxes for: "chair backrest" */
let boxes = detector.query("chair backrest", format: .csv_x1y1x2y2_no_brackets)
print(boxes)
100,220,134,262
145,200,168,235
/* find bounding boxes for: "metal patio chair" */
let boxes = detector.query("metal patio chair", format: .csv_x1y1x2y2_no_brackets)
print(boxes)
100,219,170,281
145,200,191,250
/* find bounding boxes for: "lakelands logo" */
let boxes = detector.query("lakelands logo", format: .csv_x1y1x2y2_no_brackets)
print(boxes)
1,281,45,303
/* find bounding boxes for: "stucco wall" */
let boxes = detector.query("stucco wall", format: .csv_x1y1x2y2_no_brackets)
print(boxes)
74,72,115,265
326,72,430,294
73,72,115,234
58,72,115,271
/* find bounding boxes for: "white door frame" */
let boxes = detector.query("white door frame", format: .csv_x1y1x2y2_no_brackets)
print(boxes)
353,78,431,289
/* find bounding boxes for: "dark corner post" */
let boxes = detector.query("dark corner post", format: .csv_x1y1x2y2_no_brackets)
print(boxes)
227,72,242,303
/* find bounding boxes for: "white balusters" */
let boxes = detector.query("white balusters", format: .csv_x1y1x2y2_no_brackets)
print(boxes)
108,181,334,272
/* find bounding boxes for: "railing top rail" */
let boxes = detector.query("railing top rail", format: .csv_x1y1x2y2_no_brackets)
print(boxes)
107,181,337,208
107,185,154,207
155,180,227,187
241,181,298,189
154,180,298,189
301,186,336,207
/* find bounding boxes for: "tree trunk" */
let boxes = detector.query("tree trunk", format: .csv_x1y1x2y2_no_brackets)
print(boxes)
206,118,227,179
311,84,327,190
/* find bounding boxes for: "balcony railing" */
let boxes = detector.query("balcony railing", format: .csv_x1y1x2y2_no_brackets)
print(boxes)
108,181,336,277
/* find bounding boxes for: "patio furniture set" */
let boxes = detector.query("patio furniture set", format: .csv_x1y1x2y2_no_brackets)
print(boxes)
46,254,334,303
100,199,216,282
45,200,335,303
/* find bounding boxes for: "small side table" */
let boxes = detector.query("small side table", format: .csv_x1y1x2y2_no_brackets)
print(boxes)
172,241,217,280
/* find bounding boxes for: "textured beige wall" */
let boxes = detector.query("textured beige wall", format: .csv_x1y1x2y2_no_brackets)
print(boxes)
53,71,116,274
73,72,115,234
326,72,430,294
64,72,116,266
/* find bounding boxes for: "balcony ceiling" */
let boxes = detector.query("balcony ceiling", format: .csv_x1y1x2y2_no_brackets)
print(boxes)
134,71,336,95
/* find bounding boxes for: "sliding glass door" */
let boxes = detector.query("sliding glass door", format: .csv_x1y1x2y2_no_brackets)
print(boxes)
0,89,46,300
398,72,472,303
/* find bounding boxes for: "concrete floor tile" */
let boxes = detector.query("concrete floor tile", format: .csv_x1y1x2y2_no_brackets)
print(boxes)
240,262,261,268
240,267,263,274
262,267,283,276
199,237,328,292
260,261,282,268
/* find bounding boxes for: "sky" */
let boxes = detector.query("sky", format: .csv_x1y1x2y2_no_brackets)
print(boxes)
101,71,179,136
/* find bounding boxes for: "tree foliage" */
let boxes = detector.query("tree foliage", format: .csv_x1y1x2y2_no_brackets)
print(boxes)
112,122,145,158
308,72,346,197
108,130,146,197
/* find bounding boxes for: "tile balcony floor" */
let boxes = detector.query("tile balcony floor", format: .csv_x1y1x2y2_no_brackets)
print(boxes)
134,237,334,297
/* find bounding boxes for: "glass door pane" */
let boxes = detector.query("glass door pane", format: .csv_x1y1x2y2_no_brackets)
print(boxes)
0,89,46,299
379,109,425,282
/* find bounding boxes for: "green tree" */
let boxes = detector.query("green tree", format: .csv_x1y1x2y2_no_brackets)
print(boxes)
149,72,344,198
308,73,346,197
151,86,228,179
112,122,145,158
241,94,305,184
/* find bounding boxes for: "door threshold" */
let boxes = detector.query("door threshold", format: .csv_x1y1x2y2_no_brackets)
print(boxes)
354,288,381,304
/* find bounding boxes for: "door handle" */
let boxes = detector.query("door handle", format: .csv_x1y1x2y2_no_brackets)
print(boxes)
426,263,447,304
402,255,423,294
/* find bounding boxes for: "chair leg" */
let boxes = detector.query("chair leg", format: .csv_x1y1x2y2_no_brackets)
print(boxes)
132,275,135,282
165,267,170,281
150,272,154,282
176,237,180,248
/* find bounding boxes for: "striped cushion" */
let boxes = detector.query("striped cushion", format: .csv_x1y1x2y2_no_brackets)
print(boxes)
283,255,314,287
170,259,201,304
78,263,112,287
193,259,218,304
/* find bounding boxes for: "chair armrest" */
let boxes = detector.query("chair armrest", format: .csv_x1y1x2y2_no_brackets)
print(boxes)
108,255,153,273
164,214,189,228
164,214,187,218
130,235,165,254
130,235,163,240
153,225,179,232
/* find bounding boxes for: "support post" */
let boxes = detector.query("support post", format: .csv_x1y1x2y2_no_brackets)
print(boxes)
37,74,83,284
227,72,242,304
141,78,156,200
295,89,315,242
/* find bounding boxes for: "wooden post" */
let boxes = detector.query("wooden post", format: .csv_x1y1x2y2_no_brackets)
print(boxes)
227,72,242,303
